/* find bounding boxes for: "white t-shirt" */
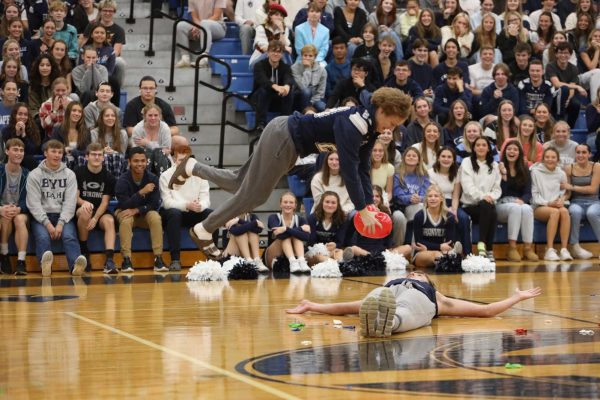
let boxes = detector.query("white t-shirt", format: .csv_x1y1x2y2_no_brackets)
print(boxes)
468,62,495,91
427,168,459,200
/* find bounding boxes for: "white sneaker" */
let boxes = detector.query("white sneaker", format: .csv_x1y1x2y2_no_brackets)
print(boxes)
198,54,209,67
72,255,87,276
559,248,573,261
544,248,560,261
297,258,311,273
41,251,53,277
175,55,191,68
254,258,269,273
570,244,592,259
359,288,396,338
289,259,301,273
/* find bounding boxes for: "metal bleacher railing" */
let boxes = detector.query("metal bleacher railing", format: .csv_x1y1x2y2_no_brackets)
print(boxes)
142,6,261,168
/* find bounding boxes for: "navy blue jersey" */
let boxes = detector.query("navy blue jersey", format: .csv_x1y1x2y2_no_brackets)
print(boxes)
228,213,263,236
267,213,310,245
517,78,555,115
412,210,457,251
307,213,348,248
385,278,438,315
287,100,377,210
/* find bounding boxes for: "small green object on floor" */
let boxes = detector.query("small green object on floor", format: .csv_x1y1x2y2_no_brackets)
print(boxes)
288,322,305,329
504,363,523,369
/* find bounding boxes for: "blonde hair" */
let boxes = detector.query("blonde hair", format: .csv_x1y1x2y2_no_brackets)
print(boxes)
301,44,317,56
463,121,483,153
396,147,428,187
423,184,449,221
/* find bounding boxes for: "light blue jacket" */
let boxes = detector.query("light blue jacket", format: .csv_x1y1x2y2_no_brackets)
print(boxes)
294,22,330,63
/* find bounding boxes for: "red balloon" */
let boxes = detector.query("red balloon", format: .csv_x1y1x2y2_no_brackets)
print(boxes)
354,207,393,239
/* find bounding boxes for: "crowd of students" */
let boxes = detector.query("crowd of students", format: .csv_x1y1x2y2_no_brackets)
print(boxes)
3,0,600,276
225,0,600,268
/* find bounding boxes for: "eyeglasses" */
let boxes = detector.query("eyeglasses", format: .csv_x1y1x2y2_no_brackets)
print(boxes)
101,9,116,13
88,152,104,157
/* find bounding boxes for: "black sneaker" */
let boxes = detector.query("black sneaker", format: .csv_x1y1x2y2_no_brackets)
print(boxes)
103,259,118,274
154,256,169,272
0,254,11,274
121,257,134,273
15,260,27,276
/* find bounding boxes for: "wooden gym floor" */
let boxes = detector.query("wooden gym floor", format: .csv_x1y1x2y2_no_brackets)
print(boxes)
0,258,598,399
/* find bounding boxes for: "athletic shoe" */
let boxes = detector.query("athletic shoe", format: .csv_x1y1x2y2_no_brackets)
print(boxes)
175,55,191,68
41,251,53,277
0,254,11,274
168,155,193,188
570,244,593,260
544,248,560,261
559,248,573,261
169,260,182,271
359,288,396,338
506,248,521,262
477,242,486,257
153,256,169,272
72,255,87,276
15,260,27,276
254,258,269,273
289,259,301,273
103,259,118,274
296,258,310,273
487,251,496,263
121,257,134,273
342,247,354,262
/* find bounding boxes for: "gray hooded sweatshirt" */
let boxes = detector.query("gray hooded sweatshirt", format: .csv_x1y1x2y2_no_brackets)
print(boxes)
530,162,567,208
26,160,77,227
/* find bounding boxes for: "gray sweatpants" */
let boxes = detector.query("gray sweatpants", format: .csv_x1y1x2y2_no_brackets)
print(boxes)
367,283,437,333
192,116,297,232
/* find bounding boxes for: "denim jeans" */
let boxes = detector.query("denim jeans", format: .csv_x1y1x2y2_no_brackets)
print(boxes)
568,199,600,244
31,213,81,272
294,88,326,112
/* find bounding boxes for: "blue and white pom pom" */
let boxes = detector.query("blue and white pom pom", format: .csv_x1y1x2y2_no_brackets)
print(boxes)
382,250,408,270
186,260,227,281
222,256,246,274
461,255,496,273
311,259,342,278
305,243,330,258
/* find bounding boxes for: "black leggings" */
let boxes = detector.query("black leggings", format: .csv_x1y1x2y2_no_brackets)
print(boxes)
464,200,497,249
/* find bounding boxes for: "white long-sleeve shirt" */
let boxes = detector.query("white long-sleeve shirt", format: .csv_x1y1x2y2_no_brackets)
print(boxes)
159,164,211,211
459,158,502,205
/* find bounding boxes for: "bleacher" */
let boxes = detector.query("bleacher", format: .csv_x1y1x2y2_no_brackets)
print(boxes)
12,5,600,272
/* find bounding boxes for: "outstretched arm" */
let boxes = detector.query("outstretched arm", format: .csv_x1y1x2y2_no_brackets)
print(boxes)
437,287,542,318
286,299,362,315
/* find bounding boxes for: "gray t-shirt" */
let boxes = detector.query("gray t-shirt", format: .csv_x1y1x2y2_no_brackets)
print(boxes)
1,169,21,206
